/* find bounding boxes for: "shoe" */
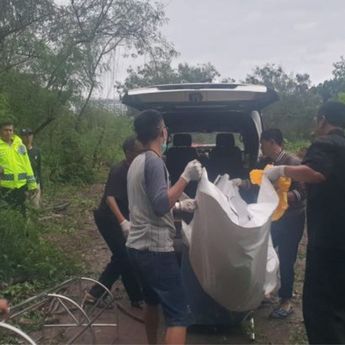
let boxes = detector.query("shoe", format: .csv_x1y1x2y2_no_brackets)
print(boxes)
82,292,114,310
131,300,144,310
269,304,293,319
259,295,278,308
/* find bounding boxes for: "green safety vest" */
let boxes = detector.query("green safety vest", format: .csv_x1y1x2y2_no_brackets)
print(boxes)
0,135,37,190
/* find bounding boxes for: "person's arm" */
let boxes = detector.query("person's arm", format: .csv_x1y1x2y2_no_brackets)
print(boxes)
285,165,326,183
106,196,126,224
0,299,9,320
265,140,335,184
24,147,37,191
145,155,201,217
37,149,42,190
103,164,131,234
167,178,188,208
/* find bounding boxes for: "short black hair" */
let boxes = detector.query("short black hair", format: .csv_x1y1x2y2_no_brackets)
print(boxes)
0,120,14,129
261,128,284,146
134,109,163,144
122,136,139,154
318,101,345,128
20,128,33,136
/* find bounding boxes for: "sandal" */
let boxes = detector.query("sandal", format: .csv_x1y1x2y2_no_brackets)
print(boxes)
82,292,114,310
269,305,294,319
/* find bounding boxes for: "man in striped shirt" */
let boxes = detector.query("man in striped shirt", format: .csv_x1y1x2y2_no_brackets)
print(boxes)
260,129,306,319
126,109,202,345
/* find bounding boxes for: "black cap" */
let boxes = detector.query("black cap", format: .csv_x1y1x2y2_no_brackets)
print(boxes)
318,101,345,128
20,128,33,135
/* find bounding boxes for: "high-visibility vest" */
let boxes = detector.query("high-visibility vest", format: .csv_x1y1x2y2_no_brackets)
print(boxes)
0,135,37,190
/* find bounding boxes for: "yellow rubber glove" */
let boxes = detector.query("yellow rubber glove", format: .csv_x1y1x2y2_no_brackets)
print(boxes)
250,165,291,221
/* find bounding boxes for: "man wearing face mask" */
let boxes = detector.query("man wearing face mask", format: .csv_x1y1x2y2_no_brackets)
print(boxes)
264,101,345,344
126,109,202,345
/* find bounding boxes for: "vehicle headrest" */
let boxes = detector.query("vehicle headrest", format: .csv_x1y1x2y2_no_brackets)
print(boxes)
216,133,235,148
173,134,192,147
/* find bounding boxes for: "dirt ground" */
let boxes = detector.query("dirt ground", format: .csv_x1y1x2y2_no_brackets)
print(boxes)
40,183,308,345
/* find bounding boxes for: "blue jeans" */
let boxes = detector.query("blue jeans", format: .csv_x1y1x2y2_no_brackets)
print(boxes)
127,247,191,327
271,211,305,299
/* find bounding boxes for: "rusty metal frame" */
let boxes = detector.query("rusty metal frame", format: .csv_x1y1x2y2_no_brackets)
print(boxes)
1,277,119,344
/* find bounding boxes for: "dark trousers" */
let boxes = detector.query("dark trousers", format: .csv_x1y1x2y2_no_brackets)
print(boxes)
271,211,305,299
303,247,345,344
89,210,143,302
0,186,27,215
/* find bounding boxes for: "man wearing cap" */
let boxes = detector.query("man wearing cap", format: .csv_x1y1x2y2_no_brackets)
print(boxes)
0,120,37,213
20,128,42,208
264,101,345,344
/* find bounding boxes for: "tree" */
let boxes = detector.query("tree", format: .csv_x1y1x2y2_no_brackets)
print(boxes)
245,64,321,138
118,58,221,92
0,0,173,131
315,56,345,102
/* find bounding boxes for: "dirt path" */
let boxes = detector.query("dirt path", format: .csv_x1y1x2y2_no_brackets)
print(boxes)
57,183,308,345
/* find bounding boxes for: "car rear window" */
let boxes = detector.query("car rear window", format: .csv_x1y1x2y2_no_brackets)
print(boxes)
173,133,244,151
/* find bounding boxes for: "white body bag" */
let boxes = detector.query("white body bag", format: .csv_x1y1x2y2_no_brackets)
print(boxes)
182,170,280,312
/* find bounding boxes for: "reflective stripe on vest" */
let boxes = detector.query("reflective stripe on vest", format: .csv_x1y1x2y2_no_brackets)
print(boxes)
27,175,35,182
2,174,14,181
1,173,28,181
18,173,27,180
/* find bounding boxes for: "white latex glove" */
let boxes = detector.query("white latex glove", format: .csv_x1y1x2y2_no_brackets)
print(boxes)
175,199,197,213
120,219,131,237
181,160,202,183
231,178,242,187
264,165,286,181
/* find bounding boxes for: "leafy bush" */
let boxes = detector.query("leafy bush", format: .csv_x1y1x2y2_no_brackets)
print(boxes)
36,108,133,184
0,209,78,286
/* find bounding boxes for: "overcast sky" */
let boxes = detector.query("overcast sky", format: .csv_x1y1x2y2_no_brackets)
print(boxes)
55,0,345,97
161,0,345,83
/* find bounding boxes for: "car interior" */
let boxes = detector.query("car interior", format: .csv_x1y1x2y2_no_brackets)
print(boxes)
163,109,260,198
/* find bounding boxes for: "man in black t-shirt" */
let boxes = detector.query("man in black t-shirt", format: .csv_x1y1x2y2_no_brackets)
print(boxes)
264,101,345,344
20,128,42,208
84,137,144,308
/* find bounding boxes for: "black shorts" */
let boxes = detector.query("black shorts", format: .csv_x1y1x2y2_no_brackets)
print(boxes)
127,248,191,327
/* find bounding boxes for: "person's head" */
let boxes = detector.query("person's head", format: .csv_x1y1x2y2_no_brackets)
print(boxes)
0,120,14,143
260,128,284,159
314,101,345,136
20,128,34,147
122,136,143,163
134,109,167,151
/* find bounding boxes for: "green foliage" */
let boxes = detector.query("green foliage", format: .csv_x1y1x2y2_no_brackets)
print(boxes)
245,64,321,139
0,71,66,128
119,59,222,91
316,56,345,102
0,210,79,285
336,92,345,104
37,108,132,183
285,139,310,158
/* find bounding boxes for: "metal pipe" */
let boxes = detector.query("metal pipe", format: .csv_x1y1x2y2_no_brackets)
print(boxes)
0,322,37,345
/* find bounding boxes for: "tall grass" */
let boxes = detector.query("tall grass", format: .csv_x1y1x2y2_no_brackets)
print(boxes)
0,209,78,288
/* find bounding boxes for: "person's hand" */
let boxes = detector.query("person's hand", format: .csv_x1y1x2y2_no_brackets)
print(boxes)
264,165,286,181
175,199,197,213
231,178,242,187
181,160,202,183
120,219,131,238
0,299,9,320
